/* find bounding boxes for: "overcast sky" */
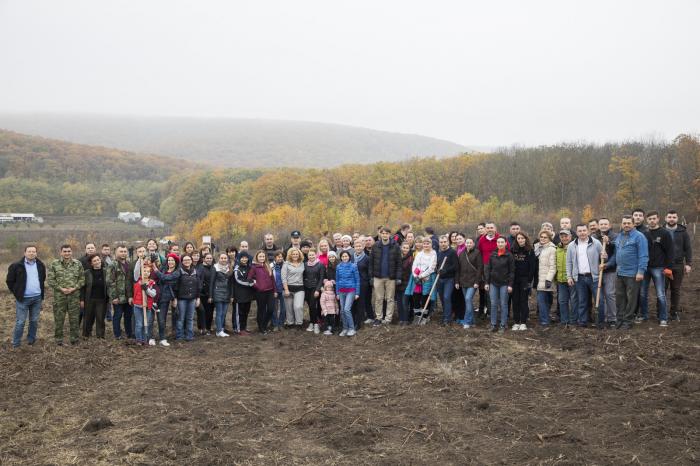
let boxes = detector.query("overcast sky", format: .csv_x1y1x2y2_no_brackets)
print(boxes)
0,0,698,146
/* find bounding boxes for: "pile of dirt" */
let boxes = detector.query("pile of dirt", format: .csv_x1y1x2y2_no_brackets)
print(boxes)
0,274,698,464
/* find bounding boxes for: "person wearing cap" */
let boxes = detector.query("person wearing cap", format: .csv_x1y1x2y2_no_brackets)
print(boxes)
284,230,302,257
555,229,577,326
300,239,312,261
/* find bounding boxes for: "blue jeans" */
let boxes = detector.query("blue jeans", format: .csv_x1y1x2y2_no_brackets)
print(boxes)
575,275,595,326
112,303,133,339
133,305,154,342
437,277,455,323
537,291,553,326
396,289,411,322
462,287,477,326
273,293,286,327
177,298,196,340
215,301,228,333
157,300,170,340
557,283,576,324
640,267,668,321
338,292,356,331
13,295,42,347
489,285,509,328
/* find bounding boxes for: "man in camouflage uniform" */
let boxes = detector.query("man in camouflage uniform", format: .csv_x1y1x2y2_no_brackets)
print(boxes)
107,245,134,339
47,244,85,345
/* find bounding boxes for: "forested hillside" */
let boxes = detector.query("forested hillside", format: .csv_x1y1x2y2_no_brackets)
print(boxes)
1,129,697,244
0,114,469,168
161,135,699,243
0,130,197,215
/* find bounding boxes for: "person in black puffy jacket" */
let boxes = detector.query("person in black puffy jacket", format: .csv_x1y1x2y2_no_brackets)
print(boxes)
510,233,536,329
233,253,255,335
196,252,214,335
209,252,234,337
484,237,514,332
175,254,201,341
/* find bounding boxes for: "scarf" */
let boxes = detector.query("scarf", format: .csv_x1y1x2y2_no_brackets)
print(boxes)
306,257,320,268
214,262,230,274
457,244,467,256
354,251,366,263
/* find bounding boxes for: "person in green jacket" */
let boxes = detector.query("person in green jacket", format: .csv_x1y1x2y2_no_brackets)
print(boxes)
47,244,85,345
555,230,576,326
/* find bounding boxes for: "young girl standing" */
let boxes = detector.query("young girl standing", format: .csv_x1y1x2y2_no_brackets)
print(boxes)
319,279,338,335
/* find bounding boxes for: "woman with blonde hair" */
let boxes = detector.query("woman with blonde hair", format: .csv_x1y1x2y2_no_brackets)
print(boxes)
282,247,306,328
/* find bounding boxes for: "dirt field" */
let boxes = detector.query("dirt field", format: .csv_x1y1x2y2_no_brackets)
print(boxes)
1,272,698,464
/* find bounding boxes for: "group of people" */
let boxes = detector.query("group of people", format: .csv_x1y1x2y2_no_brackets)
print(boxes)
7,208,693,348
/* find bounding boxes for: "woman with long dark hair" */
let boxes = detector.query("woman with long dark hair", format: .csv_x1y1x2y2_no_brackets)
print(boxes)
249,250,276,335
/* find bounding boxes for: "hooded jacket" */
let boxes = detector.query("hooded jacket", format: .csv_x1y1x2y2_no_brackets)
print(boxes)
511,244,536,289
665,223,692,266
644,226,674,269
209,263,234,303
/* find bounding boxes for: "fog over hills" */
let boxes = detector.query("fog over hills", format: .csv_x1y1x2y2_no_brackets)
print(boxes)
0,114,470,168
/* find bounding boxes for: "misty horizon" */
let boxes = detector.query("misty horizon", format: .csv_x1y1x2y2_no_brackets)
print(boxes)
1,1,698,147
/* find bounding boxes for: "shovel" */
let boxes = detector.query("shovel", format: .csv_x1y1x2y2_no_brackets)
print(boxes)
413,257,447,325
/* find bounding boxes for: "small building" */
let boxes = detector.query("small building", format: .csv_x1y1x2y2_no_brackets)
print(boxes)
118,212,142,223
0,213,38,223
141,217,165,228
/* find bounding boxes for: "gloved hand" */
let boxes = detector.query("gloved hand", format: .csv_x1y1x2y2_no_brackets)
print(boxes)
545,280,552,289
663,268,674,280
395,279,401,286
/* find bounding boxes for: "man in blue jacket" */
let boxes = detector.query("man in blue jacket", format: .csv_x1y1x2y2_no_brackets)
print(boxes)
606,215,649,330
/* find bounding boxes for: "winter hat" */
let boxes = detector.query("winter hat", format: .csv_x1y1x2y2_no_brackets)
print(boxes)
166,253,180,264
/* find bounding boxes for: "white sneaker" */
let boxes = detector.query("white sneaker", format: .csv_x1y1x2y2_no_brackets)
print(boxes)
364,319,373,324
339,329,348,337
519,324,527,331
216,331,224,337
306,323,314,332
659,320,668,327
512,324,519,331
221,330,230,337
313,324,320,334
346,329,357,337
159,339,170,347
323,329,332,336
148,339,156,346
462,324,471,329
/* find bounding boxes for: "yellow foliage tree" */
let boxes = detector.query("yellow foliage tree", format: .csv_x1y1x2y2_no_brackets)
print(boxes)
422,195,457,229
608,153,643,210
581,204,595,223
452,193,480,222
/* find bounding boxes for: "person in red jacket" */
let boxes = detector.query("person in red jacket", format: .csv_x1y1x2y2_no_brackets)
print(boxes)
249,250,276,335
477,222,510,265
132,259,159,346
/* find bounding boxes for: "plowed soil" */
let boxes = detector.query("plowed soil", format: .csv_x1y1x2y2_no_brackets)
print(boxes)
1,269,698,465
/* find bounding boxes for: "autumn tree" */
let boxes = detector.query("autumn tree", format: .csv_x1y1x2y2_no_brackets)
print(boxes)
608,151,643,211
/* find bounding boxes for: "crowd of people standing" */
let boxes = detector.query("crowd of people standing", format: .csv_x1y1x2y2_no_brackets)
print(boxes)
7,209,693,348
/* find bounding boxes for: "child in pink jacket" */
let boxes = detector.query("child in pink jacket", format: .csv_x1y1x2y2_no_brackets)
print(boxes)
319,279,338,335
